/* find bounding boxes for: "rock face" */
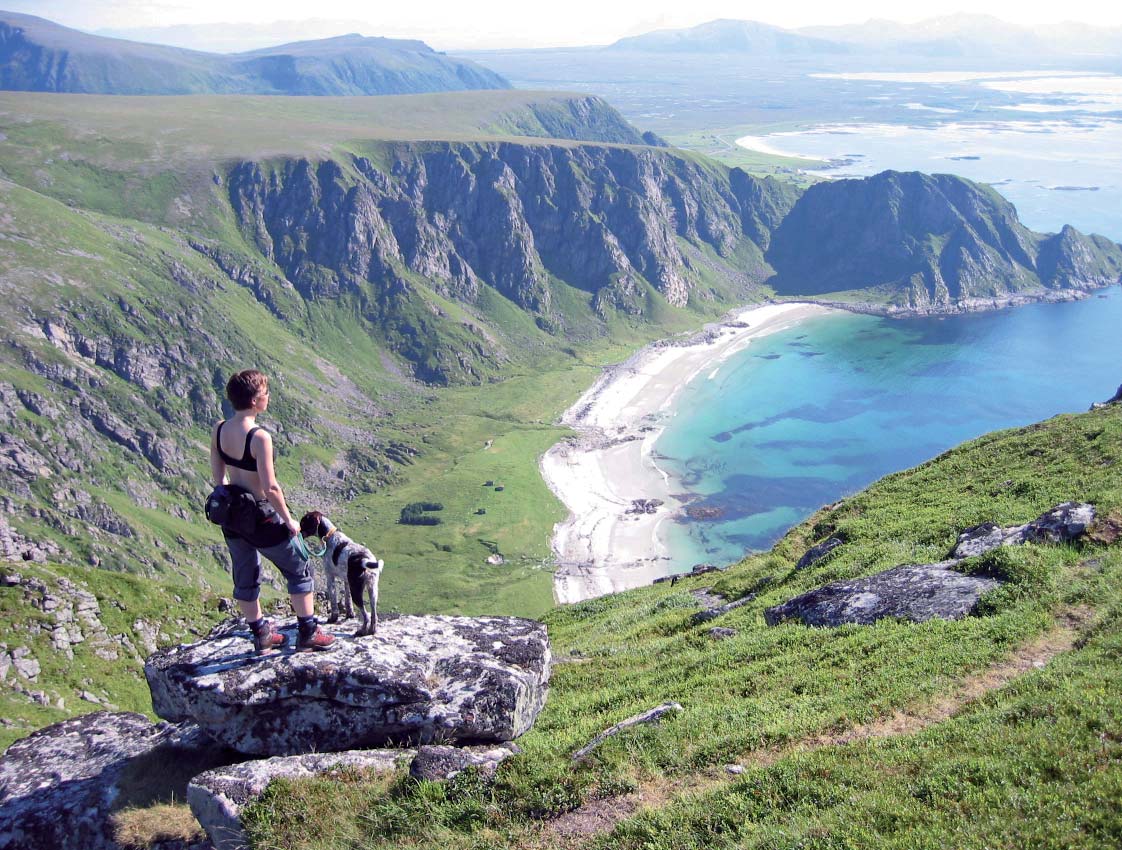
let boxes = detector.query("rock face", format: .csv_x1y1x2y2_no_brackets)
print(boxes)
226,144,795,376
146,615,551,756
764,562,1001,627
0,712,220,850
189,749,412,850
767,171,1122,311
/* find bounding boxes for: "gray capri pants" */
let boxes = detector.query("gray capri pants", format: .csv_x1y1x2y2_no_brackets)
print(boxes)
225,534,315,601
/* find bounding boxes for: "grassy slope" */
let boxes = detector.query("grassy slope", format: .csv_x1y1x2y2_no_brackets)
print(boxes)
0,562,227,751
0,90,637,169
241,403,1122,849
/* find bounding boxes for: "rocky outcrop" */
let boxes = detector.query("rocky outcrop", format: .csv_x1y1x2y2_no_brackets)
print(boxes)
768,502,1096,628
952,502,1095,558
691,594,756,624
0,712,224,850
146,615,551,756
189,749,411,850
764,562,1001,627
766,171,1122,311
0,517,60,564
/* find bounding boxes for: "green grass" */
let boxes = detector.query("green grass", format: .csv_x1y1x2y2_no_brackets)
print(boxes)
237,404,1122,849
0,90,644,176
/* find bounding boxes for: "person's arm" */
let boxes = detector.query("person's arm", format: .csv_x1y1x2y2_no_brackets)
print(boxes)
210,423,227,487
254,430,299,536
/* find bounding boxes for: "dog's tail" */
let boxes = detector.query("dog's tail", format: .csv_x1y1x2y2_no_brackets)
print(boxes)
348,568,365,608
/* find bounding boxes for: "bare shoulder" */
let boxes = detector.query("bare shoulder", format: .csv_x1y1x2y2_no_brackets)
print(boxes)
251,426,273,454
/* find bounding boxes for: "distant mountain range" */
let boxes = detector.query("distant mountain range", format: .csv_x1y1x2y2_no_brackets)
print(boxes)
610,14,1122,57
0,11,509,95
610,19,849,55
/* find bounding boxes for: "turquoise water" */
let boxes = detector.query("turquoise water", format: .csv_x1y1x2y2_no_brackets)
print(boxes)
657,287,1122,571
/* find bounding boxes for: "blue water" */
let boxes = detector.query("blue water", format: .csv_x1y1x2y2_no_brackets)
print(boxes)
656,287,1122,570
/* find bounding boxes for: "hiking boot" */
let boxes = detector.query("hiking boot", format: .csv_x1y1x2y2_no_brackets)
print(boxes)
296,626,336,652
251,619,287,655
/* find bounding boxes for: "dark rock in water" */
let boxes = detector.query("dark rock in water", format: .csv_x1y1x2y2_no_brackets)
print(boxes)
409,742,520,782
0,711,223,850
189,749,411,850
796,536,844,569
145,615,551,756
953,502,1095,558
685,505,725,521
764,562,999,628
626,498,664,515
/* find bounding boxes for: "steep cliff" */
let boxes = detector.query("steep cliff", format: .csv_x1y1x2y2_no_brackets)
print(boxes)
765,170,1122,310
225,143,796,381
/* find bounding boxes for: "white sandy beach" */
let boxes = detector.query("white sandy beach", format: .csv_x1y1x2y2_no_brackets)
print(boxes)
542,302,837,605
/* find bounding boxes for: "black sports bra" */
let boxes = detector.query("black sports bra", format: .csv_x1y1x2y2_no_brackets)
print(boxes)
216,421,262,472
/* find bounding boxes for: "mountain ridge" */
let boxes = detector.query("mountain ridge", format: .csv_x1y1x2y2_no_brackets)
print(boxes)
606,14,1122,57
0,10,509,95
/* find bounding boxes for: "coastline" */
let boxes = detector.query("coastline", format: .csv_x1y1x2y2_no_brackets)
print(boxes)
542,302,838,605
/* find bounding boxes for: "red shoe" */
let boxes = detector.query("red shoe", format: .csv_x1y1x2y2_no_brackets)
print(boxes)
296,626,336,652
251,619,287,655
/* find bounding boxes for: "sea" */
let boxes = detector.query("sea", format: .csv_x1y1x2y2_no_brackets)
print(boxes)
736,72,1122,241
656,285,1122,572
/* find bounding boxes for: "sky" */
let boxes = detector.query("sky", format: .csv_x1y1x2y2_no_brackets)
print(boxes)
8,1,1122,50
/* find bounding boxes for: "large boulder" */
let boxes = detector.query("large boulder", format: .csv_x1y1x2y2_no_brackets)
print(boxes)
145,614,551,756
189,749,411,850
764,562,1000,628
0,712,226,850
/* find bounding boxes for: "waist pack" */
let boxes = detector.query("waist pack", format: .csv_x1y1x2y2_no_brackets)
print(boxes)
205,485,288,548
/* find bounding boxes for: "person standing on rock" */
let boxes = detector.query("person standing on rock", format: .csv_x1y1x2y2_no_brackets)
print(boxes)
211,369,334,654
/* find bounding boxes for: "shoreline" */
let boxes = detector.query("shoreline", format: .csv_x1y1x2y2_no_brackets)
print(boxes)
542,302,838,605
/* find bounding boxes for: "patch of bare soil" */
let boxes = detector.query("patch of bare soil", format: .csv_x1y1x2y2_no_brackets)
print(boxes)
530,605,1095,848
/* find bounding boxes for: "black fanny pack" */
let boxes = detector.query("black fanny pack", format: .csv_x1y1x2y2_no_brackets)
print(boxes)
205,485,288,548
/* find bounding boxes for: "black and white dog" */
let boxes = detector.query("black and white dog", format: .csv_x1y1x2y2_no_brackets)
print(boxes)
299,511,383,637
